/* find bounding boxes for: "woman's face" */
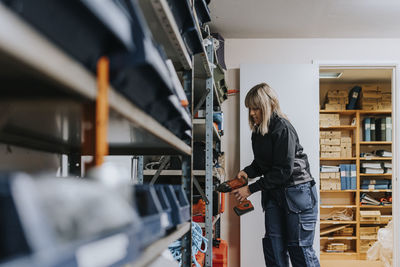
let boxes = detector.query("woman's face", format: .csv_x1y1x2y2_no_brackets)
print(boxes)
249,107,262,125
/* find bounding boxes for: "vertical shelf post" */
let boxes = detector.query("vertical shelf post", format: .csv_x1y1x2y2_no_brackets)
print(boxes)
95,56,110,166
182,68,193,267
356,111,361,257
205,40,214,267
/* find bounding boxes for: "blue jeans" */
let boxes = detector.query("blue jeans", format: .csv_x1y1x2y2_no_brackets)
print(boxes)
262,182,320,267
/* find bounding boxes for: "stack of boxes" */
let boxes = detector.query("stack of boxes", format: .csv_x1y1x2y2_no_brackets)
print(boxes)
360,85,392,110
320,172,340,190
324,90,348,110
320,130,341,158
340,137,352,158
320,114,340,127
360,226,380,253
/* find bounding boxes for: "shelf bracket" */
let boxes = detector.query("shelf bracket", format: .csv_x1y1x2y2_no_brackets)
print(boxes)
150,156,171,184
193,176,210,205
193,88,211,116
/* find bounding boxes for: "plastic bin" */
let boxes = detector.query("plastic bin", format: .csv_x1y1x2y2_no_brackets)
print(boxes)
163,185,190,225
165,0,203,55
0,172,143,267
134,184,166,248
194,0,211,26
153,185,174,230
1,0,133,72
213,239,228,267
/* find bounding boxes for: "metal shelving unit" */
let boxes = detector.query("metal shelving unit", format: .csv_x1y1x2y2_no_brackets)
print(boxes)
0,2,195,267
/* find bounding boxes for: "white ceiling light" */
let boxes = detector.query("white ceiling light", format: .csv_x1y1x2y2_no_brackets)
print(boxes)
319,72,343,79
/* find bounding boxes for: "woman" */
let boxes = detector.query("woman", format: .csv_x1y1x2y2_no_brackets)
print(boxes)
232,83,320,267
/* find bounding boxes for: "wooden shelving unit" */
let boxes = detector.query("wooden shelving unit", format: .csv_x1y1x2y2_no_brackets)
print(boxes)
319,109,392,260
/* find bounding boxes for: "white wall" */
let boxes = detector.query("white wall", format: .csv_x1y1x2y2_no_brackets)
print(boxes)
240,64,319,267
226,39,400,67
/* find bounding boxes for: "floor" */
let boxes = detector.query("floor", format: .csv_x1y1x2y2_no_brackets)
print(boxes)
321,260,384,267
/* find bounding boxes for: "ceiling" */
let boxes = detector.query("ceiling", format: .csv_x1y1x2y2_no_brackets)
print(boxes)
209,0,400,38
320,69,392,83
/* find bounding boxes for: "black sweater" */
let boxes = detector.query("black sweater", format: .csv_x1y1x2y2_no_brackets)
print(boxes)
245,113,314,193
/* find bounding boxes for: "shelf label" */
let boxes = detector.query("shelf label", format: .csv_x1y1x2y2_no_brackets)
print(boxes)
76,234,129,267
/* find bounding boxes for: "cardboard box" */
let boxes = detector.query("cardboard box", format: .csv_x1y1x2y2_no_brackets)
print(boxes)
362,91,382,99
326,243,347,252
320,120,340,127
321,151,341,158
380,215,392,224
323,131,341,139
321,145,341,152
327,90,348,98
320,179,341,190
325,103,346,111
340,137,352,144
360,210,381,222
334,227,354,236
320,172,340,179
328,97,348,104
360,240,376,253
340,148,352,158
320,114,340,120
362,85,380,91
321,138,341,145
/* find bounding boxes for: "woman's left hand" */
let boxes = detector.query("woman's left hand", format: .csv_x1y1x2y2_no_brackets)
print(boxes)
231,186,251,202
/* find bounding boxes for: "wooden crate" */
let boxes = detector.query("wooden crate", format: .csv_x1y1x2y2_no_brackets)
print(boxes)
326,243,347,252
360,210,381,222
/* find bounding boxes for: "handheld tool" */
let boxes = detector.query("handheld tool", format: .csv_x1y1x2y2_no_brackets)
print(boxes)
216,176,254,216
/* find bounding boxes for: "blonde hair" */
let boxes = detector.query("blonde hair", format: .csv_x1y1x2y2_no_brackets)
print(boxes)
245,82,288,135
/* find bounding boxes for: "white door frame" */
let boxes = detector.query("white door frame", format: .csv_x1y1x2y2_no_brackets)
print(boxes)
315,60,399,266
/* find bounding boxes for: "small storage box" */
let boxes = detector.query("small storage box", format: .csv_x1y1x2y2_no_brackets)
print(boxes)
163,185,190,224
134,184,165,248
154,185,174,230
360,210,381,222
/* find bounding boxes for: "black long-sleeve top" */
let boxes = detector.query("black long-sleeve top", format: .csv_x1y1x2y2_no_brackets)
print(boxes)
245,113,314,193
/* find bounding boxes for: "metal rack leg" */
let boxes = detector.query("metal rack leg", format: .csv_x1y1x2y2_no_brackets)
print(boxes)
182,155,193,266
205,40,214,267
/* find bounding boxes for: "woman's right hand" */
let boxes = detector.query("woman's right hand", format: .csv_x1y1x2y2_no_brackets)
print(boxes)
237,170,248,180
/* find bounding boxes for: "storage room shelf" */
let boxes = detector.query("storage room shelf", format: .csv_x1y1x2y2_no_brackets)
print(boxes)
320,158,356,161
138,0,192,70
359,110,392,114
360,190,392,192
198,214,220,228
320,221,357,224
360,157,392,161
320,251,357,256
360,141,392,145
193,119,221,141
320,110,357,115
319,126,356,130
360,205,392,209
320,205,356,208
0,4,191,156
360,222,389,225
320,236,357,240
320,190,357,193
359,173,392,177
132,222,190,267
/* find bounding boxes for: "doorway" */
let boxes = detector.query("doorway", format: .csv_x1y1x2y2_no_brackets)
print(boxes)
318,64,397,266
